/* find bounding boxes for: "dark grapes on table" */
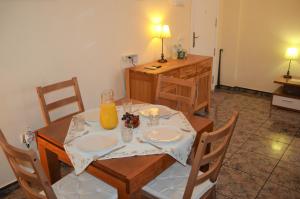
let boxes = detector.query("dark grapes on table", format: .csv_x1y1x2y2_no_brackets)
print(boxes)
121,112,140,128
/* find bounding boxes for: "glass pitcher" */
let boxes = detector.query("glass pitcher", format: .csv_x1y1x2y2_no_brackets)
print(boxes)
99,89,118,130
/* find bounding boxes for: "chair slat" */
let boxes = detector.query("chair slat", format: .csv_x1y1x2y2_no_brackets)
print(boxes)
51,111,82,123
199,142,227,166
46,96,78,111
19,179,47,199
0,142,34,162
160,75,195,87
205,123,232,143
41,79,74,94
12,163,39,182
159,92,192,105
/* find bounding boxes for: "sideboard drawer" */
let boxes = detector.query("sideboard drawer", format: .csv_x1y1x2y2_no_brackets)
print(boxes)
180,65,197,78
197,60,211,74
162,69,179,77
197,65,211,74
272,95,300,110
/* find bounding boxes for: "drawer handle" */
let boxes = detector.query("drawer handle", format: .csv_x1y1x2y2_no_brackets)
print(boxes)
281,99,293,103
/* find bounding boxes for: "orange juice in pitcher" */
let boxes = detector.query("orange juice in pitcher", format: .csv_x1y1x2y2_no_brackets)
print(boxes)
100,89,118,130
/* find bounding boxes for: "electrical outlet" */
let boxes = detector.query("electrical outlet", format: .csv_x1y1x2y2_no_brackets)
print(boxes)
122,54,138,65
20,127,35,148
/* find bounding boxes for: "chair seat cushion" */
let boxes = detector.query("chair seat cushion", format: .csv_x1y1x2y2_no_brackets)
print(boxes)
142,162,215,199
52,172,117,199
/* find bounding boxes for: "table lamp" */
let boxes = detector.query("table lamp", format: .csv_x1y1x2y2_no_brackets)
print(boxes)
284,47,298,79
154,24,171,63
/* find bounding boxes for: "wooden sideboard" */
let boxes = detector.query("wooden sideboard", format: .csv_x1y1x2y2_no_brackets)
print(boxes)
272,76,300,112
125,54,213,112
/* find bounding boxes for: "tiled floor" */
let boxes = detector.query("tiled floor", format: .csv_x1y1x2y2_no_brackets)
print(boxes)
210,89,300,199
1,89,300,199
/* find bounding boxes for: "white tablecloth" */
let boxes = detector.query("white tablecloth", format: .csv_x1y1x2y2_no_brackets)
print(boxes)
64,104,196,175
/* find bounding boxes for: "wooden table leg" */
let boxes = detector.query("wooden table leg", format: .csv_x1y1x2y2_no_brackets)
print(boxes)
37,138,61,184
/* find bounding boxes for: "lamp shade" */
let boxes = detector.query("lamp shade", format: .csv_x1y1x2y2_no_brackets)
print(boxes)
285,47,298,60
161,25,171,38
153,24,171,38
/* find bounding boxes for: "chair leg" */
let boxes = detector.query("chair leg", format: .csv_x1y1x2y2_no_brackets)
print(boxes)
211,186,216,199
202,185,216,199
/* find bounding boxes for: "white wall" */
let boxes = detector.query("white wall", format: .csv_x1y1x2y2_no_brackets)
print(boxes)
0,0,191,187
219,0,300,92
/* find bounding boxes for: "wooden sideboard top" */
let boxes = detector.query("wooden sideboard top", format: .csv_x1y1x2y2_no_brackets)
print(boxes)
129,54,212,75
274,76,300,87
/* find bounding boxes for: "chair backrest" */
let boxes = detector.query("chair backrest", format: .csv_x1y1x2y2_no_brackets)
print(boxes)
36,77,84,126
155,75,196,115
0,129,56,199
183,111,239,199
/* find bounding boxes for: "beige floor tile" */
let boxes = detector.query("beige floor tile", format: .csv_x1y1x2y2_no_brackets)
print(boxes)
241,135,288,159
231,129,251,146
281,146,300,166
270,109,300,126
216,192,233,199
256,120,298,144
225,144,241,159
224,150,278,180
256,180,300,199
290,137,300,148
269,161,300,191
216,166,264,199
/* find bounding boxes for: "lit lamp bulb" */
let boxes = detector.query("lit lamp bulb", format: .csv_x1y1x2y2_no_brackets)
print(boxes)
153,24,171,63
160,25,171,38
284,47,298,79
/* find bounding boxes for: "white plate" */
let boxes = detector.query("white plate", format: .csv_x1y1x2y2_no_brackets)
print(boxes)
144,126,182,143
80,110,99,122
74,134,118,152
139,107,171,117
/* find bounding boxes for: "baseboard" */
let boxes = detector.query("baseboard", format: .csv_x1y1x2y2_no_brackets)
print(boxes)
0,180,19,197
215,85,272,97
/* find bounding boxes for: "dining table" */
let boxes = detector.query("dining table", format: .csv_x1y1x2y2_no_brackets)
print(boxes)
36,98,213,199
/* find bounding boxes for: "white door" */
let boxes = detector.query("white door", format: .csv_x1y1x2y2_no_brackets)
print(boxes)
190,0,219,88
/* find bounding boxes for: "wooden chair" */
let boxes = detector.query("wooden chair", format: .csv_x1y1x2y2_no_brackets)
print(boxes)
142,111,239,199
155,75,210,164
36,77,84,126
155,75,197,116
0,129,117,199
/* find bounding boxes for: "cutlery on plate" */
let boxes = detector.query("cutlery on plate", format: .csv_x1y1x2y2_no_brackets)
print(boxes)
93,145,127,160
136,137,163,150
132,109,140,113
64,130,89,145
163,112,179,119
84,121,91,126
180,128,191,132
